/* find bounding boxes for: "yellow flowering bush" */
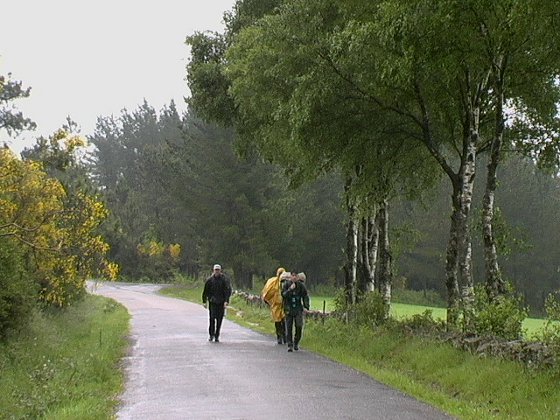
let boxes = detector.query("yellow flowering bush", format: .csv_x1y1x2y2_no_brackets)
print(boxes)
0,147,118,308
136,237,182,281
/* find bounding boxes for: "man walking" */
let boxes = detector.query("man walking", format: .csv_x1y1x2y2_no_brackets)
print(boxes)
202,264,232,343
282,271,310,352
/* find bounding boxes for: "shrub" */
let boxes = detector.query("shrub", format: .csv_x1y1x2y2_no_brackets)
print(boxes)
539,291,560,363
0,240,37,339
398,309,445,334
339,292,387,328
468,284,527,340
544,291,560,321
333,287,349,313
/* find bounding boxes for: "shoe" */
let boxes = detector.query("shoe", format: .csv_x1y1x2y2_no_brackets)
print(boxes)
208,336,214,342
294,345,299,351
277,338,283,344
288,346,293,352
214,338,220,343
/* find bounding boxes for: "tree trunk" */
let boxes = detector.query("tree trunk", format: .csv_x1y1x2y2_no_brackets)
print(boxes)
483,65,506,301
414,71,487,328
344,215,358,305
357,214,377,296
482,132,504,300
457,99,480,328
376,199,392,319
356,218,365,298
446,119,478,326
343,178,358,305
367,214,379,292
445,186,461,326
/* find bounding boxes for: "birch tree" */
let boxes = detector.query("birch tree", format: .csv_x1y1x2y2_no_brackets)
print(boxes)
342,0,560,320
225,0,440,313
464,0,560,300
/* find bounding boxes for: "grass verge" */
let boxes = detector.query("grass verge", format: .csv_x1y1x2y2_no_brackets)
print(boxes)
0,294,130,420
162,284,560,420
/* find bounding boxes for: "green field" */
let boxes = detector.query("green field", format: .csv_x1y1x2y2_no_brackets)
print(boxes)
310,296,548,337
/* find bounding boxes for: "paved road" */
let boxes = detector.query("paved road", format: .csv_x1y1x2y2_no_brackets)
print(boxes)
93,282,454,420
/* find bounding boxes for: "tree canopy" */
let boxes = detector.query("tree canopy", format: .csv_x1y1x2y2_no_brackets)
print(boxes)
0,73,36,139
185,0,560,322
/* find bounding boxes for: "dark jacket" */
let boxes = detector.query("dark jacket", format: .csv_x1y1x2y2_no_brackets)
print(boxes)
202,273,232,305
281,279,310,315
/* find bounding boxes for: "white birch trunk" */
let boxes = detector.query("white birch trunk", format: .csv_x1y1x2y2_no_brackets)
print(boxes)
457,96,480,327
368,214,379,292
357,215,377,295
446,105,479,326
343,178,358,305
483,65,506,300
345,214,358,305
445,189,461,325
377,199,392,320
414,72,487,327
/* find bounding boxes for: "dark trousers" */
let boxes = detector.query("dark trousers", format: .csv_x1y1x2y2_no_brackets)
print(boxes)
208,302,225,338
285,311,303,347
275,320,286,343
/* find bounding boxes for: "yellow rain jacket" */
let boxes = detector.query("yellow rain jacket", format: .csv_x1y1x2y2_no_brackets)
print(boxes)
261,267,286,322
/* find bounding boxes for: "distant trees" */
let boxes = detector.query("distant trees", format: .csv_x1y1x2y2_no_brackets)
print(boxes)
88,101,187,281
88,102,345,288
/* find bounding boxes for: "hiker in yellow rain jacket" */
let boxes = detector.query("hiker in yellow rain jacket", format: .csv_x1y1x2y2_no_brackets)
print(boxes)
262,267,288,344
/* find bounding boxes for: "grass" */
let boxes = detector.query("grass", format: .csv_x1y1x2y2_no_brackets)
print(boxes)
305,296,548,337
0,294,130,419
5,282,550,418
163,283,560,420
305,321,560,419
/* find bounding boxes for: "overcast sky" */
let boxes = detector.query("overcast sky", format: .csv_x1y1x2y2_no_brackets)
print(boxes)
1,0,235,155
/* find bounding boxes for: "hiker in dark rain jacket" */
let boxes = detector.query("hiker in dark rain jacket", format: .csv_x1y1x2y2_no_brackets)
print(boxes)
282,272,310,352
202,264,232,342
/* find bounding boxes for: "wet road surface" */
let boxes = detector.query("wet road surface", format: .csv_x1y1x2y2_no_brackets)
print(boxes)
93,282,454,420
